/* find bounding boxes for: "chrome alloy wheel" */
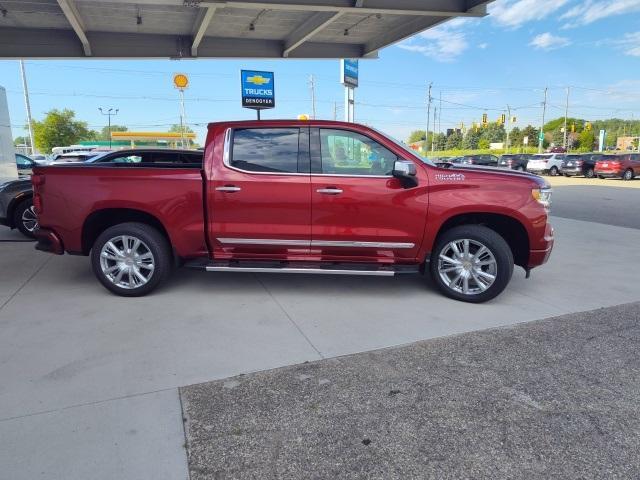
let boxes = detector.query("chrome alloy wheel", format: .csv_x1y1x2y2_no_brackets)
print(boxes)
21,205,38,233
99,235,155,289
437,239,498,295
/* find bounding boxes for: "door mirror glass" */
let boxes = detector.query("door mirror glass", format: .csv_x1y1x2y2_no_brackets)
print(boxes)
392,160,418,188
393,160,416,178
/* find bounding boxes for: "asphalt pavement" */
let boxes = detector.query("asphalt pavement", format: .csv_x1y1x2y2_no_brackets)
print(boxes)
182,301,640,480
550,183,640,230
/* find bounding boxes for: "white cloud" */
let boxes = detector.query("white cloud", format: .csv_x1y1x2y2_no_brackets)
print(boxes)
489,0,570,28
478,43,489,49
398,23,469,62
529,32,572,50
615,32,640,56
561,0,640,27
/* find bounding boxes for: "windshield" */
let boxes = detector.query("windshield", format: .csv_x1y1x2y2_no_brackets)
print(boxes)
369,127,436,166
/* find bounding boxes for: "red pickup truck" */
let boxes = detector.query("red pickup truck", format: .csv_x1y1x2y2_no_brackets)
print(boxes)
32,120,553,303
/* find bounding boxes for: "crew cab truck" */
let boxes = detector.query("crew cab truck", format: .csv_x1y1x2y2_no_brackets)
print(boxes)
32,120,554,303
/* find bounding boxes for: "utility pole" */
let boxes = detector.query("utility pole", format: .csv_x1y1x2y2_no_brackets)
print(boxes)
425,82,432,155
438,91,442,136
309,75,317,120
432,106,437,151
505,105,511,153
563,86,570,149
98,107,119,149
538,87,548,153
19,60,36,155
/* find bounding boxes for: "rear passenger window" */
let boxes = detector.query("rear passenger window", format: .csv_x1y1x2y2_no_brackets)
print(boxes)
231,128,300,173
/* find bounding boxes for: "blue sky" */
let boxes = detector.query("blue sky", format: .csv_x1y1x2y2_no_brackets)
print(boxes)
1,0,639,144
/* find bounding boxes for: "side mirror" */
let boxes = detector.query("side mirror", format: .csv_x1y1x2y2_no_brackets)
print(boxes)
392,160,418,188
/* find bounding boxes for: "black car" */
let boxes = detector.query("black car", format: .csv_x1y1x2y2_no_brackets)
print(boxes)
452,154,499,167
561,153,602,178
0,177,37,238
498,154,530,171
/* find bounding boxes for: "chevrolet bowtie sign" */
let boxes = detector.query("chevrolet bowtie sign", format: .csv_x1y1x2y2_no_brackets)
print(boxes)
241,70,275,110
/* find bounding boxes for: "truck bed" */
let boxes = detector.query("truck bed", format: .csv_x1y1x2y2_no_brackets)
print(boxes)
34,165,208,258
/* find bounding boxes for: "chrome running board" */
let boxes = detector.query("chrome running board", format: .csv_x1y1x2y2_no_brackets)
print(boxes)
205,265,396,276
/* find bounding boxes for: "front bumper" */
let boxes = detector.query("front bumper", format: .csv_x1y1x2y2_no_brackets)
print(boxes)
561,167,582,176
528,223,554,268
34,228,64,255
527,168,547,175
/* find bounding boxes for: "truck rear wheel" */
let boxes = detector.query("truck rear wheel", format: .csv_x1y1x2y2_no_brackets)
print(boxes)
430,225,514,303
90,222,171,297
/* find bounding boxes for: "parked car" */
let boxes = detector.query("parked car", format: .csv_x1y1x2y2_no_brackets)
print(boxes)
0,177,37,238
561,153,602,178
595,153,640,180
15,153,36,177
32,120,553,303
526,153,565,176
51,152,101,163
498,154,530,171
453,154,499,167
547,146,566,153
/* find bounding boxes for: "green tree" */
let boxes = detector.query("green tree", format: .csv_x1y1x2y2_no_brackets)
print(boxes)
13,136,28,146
32,109,93,153
480,123,505,144
98,124,128,141
169,124,195,134
445,131,463,150
521,125,540,147
577,129,595,152
408,130,426,143
463,129,481,150
478,138,490,149
508,126,522,148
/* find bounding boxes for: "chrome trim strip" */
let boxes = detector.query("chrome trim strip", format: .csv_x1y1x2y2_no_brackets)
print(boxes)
313,173,392,178
206,266,395,276
216,238,415,249
311,240,415,249
215,186,241,192
217,238,311,246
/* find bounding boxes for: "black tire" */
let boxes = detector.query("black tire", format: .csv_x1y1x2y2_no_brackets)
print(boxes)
429,225,514,303
585,168,595,179
597,175,604,179
13,198,38,239
623,169,634,181
90,222,172,297
549,166,559,176
564,173,571,177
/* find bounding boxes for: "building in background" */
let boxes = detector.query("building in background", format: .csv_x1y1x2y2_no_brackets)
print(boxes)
0,86,18,179
616,136,637,150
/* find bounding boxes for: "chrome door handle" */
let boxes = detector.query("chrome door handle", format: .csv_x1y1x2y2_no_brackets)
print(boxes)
215,186,241,193
317,188,343,195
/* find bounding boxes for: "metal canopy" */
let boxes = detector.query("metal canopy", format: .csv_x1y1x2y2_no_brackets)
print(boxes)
0,0,491,59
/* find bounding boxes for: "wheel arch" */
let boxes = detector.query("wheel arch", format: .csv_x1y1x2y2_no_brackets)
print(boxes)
81,208,172,255
6,192,33,228
431,212,530,268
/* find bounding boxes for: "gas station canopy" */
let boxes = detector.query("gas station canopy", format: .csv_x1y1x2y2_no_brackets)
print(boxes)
0,0,491,59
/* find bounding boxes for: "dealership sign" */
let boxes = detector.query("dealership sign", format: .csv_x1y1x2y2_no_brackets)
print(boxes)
241,70,275,109
340,59,358,88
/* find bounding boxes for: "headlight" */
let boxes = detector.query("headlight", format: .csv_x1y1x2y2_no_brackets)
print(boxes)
532,187,552,210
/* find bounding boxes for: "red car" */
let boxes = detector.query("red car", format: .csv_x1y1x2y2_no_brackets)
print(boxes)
595,153,640,180
32,120,554,303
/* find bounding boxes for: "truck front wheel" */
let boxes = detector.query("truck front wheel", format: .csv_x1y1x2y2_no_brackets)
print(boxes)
430,225,514,303
91,222,172,297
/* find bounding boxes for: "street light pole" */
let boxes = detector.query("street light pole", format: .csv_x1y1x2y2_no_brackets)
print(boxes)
538,87,548,154
19,60,36,155
98,107,119,148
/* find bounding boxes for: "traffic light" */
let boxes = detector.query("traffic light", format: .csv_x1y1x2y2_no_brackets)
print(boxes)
482,113,488,126
499,113,506,125
571,123,575,133
585,122,592,131
511,116,517,124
